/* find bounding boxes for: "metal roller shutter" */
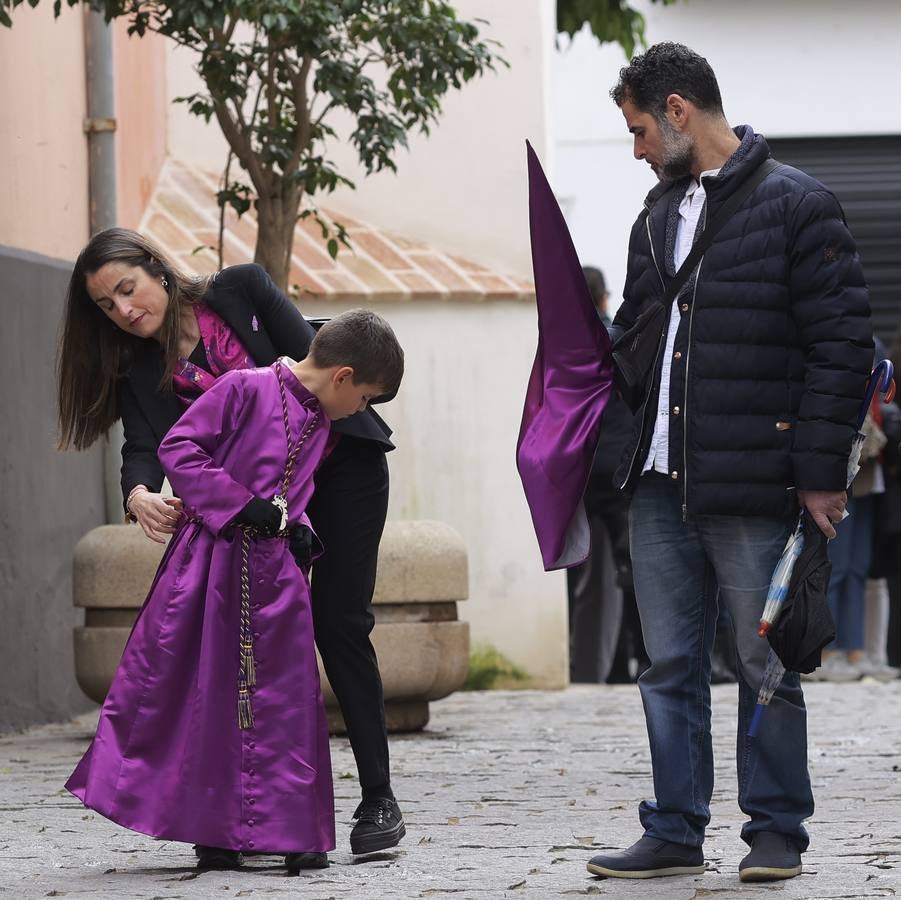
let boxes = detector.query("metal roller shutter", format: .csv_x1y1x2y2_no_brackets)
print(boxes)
766,136,901,345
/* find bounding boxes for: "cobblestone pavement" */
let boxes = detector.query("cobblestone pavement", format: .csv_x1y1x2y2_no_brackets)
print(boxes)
1,683,899,899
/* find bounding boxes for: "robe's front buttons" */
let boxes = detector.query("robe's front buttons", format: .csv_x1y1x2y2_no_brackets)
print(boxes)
249,798,255,806
672,406,680,416
253,632,260,639
249,769,256,776
248,819,255,826
673,351,682,360
249,741,256,749
680,303,689,312
248,841,255,848
671,471,679,480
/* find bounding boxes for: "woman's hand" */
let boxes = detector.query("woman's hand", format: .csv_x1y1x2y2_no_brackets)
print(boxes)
129,489,184,543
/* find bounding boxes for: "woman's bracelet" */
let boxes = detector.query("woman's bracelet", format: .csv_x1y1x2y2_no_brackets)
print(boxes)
126,485,149,521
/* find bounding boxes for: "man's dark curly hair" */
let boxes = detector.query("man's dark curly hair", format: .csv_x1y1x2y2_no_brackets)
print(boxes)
610,42,724,120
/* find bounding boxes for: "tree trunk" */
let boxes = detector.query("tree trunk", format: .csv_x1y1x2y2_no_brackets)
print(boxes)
254,185,301,293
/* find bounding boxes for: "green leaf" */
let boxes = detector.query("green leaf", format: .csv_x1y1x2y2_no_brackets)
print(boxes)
326,238,339,260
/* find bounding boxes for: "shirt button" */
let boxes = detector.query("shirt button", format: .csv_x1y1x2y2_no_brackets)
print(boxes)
680,303,689,312
249,741,256,749
248,840,255,848
673,351,682,360
249,799,256,806
248,819,255,826
672,406,680,416
671,471,679,480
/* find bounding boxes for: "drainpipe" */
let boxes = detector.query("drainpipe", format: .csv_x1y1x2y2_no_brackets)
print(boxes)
83,8,123,524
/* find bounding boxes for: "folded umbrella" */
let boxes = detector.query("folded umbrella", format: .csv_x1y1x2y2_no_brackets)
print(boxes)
748,513,834,737
516,141,614,571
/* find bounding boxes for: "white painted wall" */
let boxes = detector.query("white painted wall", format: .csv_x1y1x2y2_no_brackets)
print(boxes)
298,298,566,687
552,0,901,317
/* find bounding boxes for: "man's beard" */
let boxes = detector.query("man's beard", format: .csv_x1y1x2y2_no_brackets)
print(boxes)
658,118,695,181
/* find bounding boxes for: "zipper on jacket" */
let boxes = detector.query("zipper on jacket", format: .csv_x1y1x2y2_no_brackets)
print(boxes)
646,215,666,292
618,216,668,490
681,259,703,521
680,202,708,522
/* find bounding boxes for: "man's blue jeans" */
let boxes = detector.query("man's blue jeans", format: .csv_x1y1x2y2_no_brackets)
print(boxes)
629,474,814,850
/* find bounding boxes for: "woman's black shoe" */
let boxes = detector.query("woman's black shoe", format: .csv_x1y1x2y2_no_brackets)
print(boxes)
350,797,406,854
285,851,329,873
195,845,244,870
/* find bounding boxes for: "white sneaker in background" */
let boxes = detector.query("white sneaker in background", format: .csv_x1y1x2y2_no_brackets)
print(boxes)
857,656,900,682
818,654,862,683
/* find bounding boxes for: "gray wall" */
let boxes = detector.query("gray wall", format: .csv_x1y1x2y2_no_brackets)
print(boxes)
0,245,104,732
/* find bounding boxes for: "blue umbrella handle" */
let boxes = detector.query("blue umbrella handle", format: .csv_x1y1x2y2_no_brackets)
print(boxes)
858,359,894,429
748,703,765,738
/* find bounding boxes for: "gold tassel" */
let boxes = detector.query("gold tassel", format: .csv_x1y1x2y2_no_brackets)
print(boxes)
238,684,254,730
242,640,256,686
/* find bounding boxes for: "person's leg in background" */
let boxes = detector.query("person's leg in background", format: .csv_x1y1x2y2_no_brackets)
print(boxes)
843,495,876,670
568,478,624,683
863,578,898,678
822,497,861,680
603,490,647,683
567,511,606,683
887,570,901,668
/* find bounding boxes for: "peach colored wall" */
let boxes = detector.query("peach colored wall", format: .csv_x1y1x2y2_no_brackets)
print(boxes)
0,3,89,260
114,21,167,230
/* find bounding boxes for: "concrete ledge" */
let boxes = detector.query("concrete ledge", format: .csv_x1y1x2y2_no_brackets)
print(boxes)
73,520,470,732
75,520,469,608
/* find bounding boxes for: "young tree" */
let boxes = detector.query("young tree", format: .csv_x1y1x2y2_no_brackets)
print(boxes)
557,0,680,59
1,1,503,290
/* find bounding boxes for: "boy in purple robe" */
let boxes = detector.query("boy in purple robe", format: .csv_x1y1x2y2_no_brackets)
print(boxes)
67,309,405,874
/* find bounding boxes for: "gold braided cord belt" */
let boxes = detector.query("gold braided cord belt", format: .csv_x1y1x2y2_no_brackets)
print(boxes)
237,359,320,730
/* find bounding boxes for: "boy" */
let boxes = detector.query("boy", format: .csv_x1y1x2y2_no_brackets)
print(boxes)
67,309,404,874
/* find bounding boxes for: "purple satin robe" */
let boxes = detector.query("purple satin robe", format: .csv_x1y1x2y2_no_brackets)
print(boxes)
66,363,336,854
517,142,615,571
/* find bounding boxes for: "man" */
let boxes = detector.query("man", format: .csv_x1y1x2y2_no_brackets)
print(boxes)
587,43,872,882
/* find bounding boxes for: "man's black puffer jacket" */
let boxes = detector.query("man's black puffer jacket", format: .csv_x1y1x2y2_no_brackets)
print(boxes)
612,126,873,518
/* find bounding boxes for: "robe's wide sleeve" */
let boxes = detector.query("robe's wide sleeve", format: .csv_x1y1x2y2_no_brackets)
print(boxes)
159,372,255,536
516,142,615,571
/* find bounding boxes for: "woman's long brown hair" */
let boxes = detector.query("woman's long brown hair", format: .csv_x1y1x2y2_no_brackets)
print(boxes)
57,228,210,450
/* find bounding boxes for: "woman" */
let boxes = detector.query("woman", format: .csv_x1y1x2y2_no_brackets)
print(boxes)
58,228,406,867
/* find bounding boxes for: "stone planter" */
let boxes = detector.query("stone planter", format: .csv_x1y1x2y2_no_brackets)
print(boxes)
73,520,469,732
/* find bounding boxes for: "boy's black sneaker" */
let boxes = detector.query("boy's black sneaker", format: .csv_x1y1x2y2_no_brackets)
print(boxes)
587,835,705,878
285,851,329,873
349,797,406,854
195,845,244,870
739,832,802,881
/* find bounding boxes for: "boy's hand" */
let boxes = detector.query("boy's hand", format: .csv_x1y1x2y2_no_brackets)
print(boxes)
289,524,315,571
235,497,283,536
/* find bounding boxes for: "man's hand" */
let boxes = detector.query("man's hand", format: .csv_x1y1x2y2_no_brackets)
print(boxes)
798,489,847,539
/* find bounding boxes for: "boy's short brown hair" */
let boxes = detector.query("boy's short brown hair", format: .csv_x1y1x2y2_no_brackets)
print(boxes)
309,309,404,395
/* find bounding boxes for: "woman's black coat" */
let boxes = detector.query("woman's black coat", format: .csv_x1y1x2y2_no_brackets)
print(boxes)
116,263,393,507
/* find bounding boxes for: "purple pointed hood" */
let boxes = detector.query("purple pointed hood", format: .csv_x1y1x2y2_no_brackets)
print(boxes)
516,142,614,571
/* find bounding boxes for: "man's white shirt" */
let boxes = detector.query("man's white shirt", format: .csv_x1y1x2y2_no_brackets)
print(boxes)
642,169,721,476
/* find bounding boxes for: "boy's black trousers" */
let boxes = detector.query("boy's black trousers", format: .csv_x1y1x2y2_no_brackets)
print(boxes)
307,435,391,795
